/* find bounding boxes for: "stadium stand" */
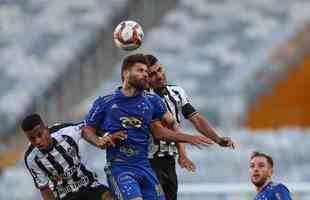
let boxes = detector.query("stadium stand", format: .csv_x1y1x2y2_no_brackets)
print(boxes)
144,0,310,128
80,0,310,129
0,0,178,137
0,0,127,136
0,0,178,171
245,24,310,128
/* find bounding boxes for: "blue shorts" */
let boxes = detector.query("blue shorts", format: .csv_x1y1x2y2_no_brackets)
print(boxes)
105,162,166,200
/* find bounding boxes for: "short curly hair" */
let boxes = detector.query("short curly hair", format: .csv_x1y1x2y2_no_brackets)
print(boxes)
144,54,158,67
250,151,274,168
121,53,148,81
21,113,44,132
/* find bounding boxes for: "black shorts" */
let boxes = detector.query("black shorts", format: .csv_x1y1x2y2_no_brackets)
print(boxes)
61,184,110,200
149,156,178,200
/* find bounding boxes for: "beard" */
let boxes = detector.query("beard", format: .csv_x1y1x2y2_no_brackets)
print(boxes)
251,175,268,188
128,76,148,90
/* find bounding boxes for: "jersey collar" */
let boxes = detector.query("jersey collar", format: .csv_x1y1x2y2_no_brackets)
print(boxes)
260,181,273,193
115,87,143,98
39,138,57,154
153,86,168,97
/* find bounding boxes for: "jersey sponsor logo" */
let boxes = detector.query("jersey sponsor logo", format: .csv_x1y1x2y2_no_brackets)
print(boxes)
61,165,79,179
119,145,139,157
49,164,80,181
57,176,89,195
117,171,135,184
148,138,178,158
120,117,142,129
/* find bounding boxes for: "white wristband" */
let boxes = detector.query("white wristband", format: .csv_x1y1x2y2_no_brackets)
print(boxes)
103,132,110,137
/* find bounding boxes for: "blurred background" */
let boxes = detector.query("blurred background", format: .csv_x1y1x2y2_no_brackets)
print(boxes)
0,0,310,199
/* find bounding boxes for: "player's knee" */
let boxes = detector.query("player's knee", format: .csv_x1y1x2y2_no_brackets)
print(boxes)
101,191,116,200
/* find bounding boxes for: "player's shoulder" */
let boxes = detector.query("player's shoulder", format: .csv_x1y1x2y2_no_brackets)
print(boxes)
49,122,78,134
167,84,187,95
93,94,115,105
24,144,38,165
144,90,156,96
144,90,162,100
167,84,184,91
52,123,83,137
271,182,290,192
98,94,115,102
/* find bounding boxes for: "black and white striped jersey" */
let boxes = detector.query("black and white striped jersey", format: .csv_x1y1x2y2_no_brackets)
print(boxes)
24,124,99,199
148,85,197,158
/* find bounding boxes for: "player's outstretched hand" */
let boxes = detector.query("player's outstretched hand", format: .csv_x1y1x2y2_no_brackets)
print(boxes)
108,131,128,147
178,155,196,172
111,131,127,141
189,135,213,149
218,137,237,149
95,136,112,149
96,131,127,148
203,137,214,145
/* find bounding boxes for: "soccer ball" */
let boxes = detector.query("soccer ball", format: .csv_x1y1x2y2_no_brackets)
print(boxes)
113,20,144,51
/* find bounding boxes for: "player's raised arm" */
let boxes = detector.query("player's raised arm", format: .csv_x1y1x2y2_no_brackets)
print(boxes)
188,113,237,149
150,112,211,149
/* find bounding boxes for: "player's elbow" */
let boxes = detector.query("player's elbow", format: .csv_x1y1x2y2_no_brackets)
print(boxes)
151,128,165,140
82,125,96,137
153,131,165,140
150,122,166,140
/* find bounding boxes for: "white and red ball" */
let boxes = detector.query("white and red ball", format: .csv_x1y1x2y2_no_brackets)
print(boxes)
113,20,144,51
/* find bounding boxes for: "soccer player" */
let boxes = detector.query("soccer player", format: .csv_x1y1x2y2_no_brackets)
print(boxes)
83,53,211,200
145,54,237,200
22,114,125,200
250,151,293,200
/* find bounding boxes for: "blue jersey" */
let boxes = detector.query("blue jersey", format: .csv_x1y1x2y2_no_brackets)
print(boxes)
85,88,167,164
254,182,293,200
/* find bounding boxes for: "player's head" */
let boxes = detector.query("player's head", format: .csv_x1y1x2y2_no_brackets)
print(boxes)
145,54,167,89
21,113,51,151
121,53,149,90
249,151,274,189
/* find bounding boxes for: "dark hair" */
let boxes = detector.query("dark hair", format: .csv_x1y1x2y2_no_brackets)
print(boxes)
144,54,158,67
21,113,44,132
121,53,148,81
250,151,274,168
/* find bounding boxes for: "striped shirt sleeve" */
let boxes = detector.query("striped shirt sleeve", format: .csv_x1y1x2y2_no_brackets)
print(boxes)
25,155,49,189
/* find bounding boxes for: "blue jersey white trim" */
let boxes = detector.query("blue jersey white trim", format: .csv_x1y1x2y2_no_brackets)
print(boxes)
85,88,168,164
254,182,293,200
